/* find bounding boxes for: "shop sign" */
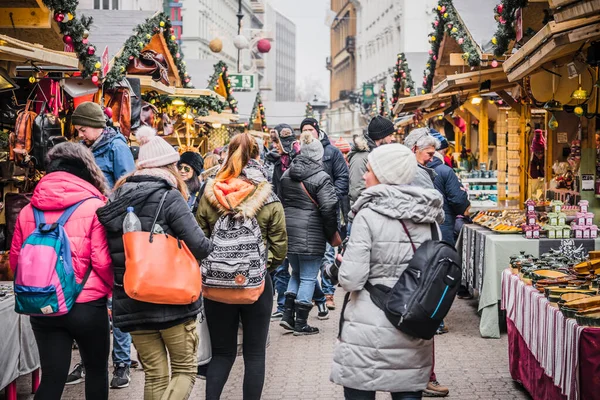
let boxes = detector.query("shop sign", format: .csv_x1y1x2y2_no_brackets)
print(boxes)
557,132,568,144
101,46,110,78
229,74,255,91
362,83,375,106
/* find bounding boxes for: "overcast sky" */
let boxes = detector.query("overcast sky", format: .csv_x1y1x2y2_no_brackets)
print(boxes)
268,0,331,101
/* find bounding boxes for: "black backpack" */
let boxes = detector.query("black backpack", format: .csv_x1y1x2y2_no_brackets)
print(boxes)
32,102,65,170
364,222,461,340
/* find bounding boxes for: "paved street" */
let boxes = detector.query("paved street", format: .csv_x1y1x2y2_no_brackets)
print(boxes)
8,292,530,400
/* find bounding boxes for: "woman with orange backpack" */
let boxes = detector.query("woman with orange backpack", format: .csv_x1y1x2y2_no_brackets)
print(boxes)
196,133,287,400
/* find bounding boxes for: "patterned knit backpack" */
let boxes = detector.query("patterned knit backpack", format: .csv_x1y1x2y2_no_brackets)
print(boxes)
201,213,267,304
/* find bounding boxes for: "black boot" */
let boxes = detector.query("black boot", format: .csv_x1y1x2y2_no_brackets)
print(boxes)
294,303,319,336
317,302,329,320
279,293,296,331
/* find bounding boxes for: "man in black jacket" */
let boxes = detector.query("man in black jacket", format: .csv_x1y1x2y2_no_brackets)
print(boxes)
300,118,349,310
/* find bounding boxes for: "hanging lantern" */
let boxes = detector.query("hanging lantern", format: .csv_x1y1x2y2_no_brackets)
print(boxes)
233,35,250,49
257,39,271,53
571,86,588,101
549,114,559,130
209,38,223,53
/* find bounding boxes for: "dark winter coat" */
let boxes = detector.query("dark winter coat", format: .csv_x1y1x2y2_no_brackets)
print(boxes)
347,135,374,207
320,132,349,201
96,175,212,332
280,155,339,256
427,157,470,245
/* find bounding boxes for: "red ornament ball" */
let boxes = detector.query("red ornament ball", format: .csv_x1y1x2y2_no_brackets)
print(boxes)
63,35,73,45
434,20,439,27
402,72,406,78
176,52,180,58
82,38,88,45
87,46,95,55
440,102,446,108
104,106,113,118
257,39,271,53
129,55,134,60
91,75,100,85
441,5,446,13
54,13,65,22
497,4,504,14
491,60,499,68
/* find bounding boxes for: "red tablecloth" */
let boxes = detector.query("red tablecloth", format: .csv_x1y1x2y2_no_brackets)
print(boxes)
502,270,600,400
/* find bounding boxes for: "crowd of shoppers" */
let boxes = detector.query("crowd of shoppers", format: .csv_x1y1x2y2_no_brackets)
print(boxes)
10,103,468,399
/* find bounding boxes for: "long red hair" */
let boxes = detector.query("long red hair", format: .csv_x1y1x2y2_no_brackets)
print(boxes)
215,133,258,181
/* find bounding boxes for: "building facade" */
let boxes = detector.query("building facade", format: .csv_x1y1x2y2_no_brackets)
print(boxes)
265,4,296,101
79,0,163,11
326,0,361,138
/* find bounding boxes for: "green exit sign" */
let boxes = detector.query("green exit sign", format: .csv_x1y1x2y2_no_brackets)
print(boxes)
229,74,256,91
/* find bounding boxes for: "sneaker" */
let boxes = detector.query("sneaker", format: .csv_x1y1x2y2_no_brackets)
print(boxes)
270,311,283,321
65,363,85,385
110,363,131,389
130,360,139,369
317,302,329,320
436,326,449,335
197,364,208,380
423,380,449,397
325,294,336,310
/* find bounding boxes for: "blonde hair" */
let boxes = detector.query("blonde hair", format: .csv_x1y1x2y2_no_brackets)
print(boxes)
204,153,220,170
215,133,258,181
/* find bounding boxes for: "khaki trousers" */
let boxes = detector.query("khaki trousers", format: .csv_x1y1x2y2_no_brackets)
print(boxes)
131,319,199,400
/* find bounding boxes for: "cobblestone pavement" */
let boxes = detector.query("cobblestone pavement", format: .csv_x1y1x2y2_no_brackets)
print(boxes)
8,292,531,400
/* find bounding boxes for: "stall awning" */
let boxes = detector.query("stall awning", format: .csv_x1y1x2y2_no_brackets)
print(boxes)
503,14,600,82
197,110,239,125
0,34,78,68
432,67,512,95
173,87,225,102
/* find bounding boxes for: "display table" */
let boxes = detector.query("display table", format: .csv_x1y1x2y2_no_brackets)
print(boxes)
501,270,600,400
457,224,600,338
0,282,40,399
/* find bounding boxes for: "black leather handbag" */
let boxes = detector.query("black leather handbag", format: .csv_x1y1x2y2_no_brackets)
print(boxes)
32,102,63,169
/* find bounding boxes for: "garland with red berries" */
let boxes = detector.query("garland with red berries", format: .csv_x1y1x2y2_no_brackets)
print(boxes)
391,53,415,110
491,0,529,57
250,92,267,132
207,61,238,114
379,81,390,117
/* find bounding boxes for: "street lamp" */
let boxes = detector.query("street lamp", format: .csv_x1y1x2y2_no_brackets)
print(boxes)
237,0,244,73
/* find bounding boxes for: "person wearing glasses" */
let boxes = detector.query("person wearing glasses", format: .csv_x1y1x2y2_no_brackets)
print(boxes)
71,101,137,389
178,152,205,213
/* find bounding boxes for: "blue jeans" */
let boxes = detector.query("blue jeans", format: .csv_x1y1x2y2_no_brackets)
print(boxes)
270,259,290,313
344,387,422,400
320,243,336,295
286,254,322,305
313,280,326,304
108,297,131,366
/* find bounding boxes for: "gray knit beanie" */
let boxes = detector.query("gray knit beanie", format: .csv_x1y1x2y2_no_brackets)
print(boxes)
300,132,324,162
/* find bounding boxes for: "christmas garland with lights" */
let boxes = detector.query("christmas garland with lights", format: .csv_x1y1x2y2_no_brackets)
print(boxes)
207,61,238,114
391,53,415,111
104,13,191,88
42,0,101,78
143,91,227,116
305,102,314,118
422,0,481,94
491,0,529,57
379,82,390,117
250,92,268,133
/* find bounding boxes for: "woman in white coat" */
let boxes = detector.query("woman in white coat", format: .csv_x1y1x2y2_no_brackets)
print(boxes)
330,144,445,400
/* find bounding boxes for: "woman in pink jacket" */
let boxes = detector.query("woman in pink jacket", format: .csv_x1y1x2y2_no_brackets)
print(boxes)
11,142,113,400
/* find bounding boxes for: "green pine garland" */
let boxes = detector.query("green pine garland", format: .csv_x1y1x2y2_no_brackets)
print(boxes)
104,13,191,89
143,91,228,117
491,0,529,57
207,61,238,114
41,0,101,78
422,0,481,94
305,102,314,118
379,81,389,117
249,92,268,133
391,53,415,110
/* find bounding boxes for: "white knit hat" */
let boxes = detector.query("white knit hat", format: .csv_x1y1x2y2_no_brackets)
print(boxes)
367,143,417,185
135,126,180,168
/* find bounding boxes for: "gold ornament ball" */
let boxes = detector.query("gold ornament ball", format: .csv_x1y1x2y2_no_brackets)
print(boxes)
120,66,125,72
575,106,584,116
492,37,498,45
171,35,176,41
549,120,559,130
430,36,436,42
28,76,36,84
146,34,151,39
443,13,448,18
139,42,144,48
452,27,458,33
437,5,442,10
159,21,165,27
83,29,89,39
462,52,470,60
67,13,74,21
95,61,101,69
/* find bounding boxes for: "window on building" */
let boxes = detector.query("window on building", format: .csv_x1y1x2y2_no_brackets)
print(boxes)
94,0,119,9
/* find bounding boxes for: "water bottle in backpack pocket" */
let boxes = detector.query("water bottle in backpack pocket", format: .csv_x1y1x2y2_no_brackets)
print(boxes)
13,199,94,316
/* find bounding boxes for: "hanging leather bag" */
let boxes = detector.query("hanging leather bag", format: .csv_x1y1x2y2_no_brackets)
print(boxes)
104,87,132,137
123,191,202,305
126,50,170,86
32,102,64,169
10,100,37,164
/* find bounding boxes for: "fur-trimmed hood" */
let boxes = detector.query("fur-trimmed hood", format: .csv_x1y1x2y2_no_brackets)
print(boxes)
203,178,272,219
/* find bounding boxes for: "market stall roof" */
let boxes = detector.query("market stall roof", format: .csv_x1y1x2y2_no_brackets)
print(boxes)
503,14,600,82
432,67,512,95
0,0,63,51
0,34,78,68
86,10,155,61
262,101,306,130
174,87,224,101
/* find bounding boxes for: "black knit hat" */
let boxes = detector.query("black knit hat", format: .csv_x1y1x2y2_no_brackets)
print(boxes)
179,151,204,175
368,115,395,141
300,117,320,133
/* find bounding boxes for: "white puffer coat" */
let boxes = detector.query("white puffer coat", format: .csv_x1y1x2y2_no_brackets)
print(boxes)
330,183,445,393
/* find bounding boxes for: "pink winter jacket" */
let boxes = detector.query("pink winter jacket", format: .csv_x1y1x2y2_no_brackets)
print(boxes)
10,172,113,303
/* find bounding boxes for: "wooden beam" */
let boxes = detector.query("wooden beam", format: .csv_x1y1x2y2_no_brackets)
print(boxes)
520,105,529,207
548,0,580,7
0,44,78,67
465,111,471,150
479,99,489,167
497,90,521,113
174,87,224,101
128,74,175,95
449,53,468,66
462,101,481,120
0,8,51,29
554,0,600,23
